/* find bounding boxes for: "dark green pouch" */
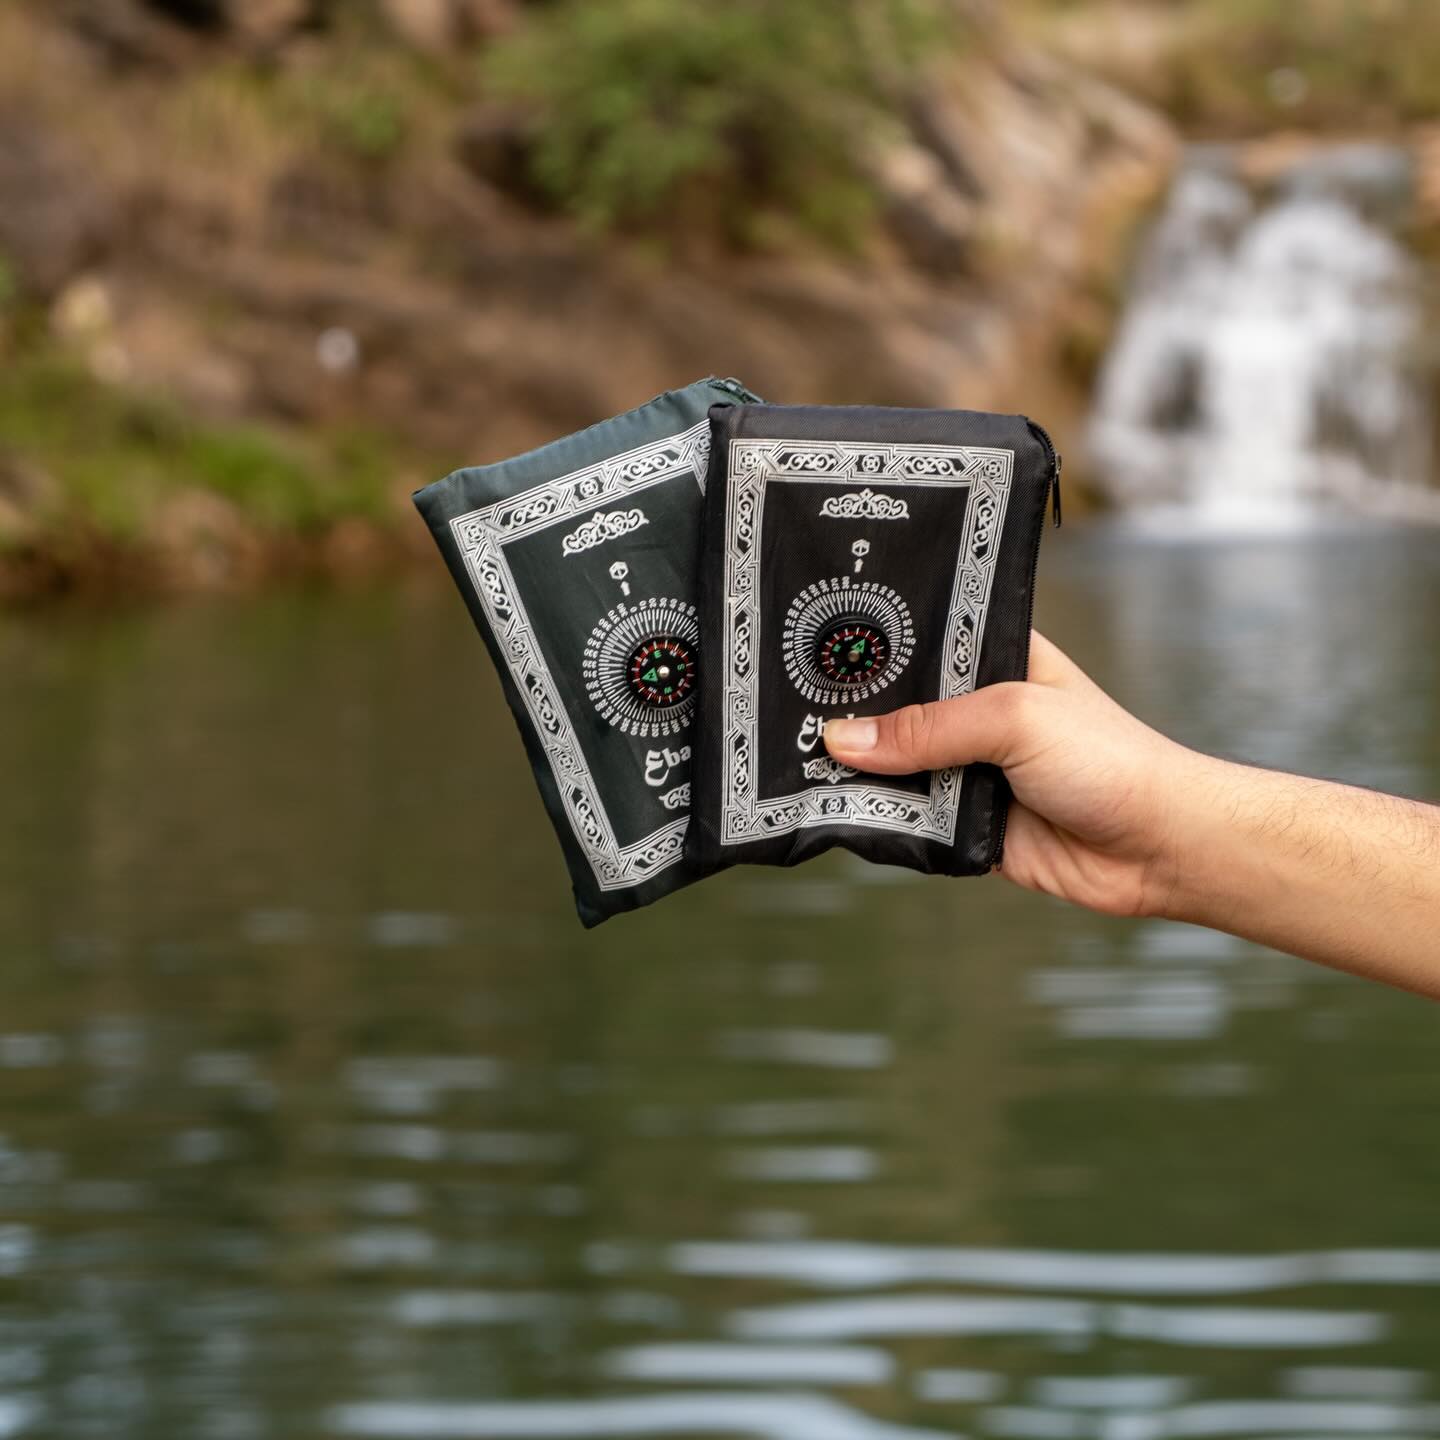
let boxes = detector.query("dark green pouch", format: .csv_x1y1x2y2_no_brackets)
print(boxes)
413,378,760,927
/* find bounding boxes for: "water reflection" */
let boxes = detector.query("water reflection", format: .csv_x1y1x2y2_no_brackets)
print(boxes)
599,1343,895,1384
668,1239,1440,1294
328,1394,957,1440
0,532,1436,1438
728,1294,1389,1348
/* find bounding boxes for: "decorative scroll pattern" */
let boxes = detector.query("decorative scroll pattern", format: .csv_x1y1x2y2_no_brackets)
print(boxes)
659,783,690,812
450,419,711,890
819,489,910,521
561,507,649,556
720,437,1014,845
803,757,857,785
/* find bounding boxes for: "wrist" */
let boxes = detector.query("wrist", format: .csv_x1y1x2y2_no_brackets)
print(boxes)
1143,747,1250,927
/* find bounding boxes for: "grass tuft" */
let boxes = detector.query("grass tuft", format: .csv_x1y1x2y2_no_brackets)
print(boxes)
0,353,394,544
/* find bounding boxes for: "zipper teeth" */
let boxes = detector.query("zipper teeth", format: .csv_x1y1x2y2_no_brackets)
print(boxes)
987,420,1061,871
715,376,762,404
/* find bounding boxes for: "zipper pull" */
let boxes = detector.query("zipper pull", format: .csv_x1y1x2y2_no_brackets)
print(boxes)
716,376,760,403
1051,450,1063,528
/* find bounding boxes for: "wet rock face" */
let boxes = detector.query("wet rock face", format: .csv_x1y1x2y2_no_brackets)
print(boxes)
0,115,116,300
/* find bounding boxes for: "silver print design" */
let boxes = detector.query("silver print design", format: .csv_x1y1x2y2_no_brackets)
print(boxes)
819,488,910,520
782,577,915,706
562,506,649,556
721,437,1013,845
803,756,858,785
583,597,699,738
450,419,710,891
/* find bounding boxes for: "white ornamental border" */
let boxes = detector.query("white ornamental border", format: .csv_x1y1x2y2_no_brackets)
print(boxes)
451,419,710,891
721,437,1014,845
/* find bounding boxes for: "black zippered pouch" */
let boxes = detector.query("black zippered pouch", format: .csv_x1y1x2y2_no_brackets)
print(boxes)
685,402,1059,877
413,377,760,927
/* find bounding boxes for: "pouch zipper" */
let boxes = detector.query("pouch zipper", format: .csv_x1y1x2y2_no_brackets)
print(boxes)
712,375,763,404
1030,419,1062,527
988,419,1062,870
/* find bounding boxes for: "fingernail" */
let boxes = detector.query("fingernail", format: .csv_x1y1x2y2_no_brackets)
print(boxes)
826,718,878,752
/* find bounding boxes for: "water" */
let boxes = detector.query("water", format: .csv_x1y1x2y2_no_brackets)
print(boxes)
0,526,1438,1439
1090,145,1440,528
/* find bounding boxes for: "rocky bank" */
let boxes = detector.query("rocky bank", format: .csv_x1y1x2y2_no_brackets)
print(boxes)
0,1,1175,593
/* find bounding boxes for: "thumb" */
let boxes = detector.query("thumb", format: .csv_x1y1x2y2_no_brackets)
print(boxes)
823,685,1031,775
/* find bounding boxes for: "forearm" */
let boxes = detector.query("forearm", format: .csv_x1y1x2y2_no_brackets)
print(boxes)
1165,754,1440,994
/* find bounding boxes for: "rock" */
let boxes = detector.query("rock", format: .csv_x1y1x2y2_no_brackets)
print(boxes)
0,452,58,516
320,516,388,579
872,142,976,274
225,0,312,50
379,0,460,51
379,0,519,50
49,274,133,383
151,489,256,589
51,275,117,340
458,0,519,42
55,0,200,69
0,452,59,556
906,90,987,201
1411,123,1440,231
76,0,317,53
0,114,116,300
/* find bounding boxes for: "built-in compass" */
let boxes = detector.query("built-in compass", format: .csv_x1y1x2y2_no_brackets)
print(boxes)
628,636,696,709
584,597,700,738
782,578,915,707
817,619,890,687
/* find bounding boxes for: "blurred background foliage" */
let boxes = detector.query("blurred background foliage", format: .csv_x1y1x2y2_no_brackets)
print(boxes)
0,0,1438,595
485,0,959,241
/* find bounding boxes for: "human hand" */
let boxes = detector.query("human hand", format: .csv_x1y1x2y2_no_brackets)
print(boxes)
823,632,1197,918
824,631,1440,992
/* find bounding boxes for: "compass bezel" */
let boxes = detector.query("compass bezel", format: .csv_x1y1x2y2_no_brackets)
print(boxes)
582,596,701,738
780,578,915,707
626,635,697,709
815,617,892,688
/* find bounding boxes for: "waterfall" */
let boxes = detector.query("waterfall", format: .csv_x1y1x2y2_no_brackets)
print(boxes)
1089,144,1440,528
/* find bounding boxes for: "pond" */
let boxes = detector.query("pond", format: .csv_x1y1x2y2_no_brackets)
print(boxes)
0,522,1437,1439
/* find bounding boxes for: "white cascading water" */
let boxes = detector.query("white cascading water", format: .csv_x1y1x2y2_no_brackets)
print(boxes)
1090,145,1440,528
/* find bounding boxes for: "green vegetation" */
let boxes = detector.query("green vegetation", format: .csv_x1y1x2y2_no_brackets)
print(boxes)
282,65,412,164
164,32,437,177
1060,0,1440,132
0,353,394,546
484,0,960,243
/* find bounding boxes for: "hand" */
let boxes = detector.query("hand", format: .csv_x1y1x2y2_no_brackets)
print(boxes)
822,631,1201,918
824,632,1440,994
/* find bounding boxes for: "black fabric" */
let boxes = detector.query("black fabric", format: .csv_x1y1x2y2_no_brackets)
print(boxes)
413,377,759,927
686,402,1058,877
